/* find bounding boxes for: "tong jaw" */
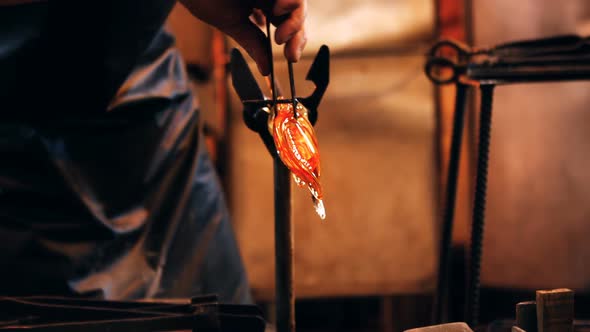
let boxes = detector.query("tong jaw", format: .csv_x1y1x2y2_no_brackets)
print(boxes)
299,45,330,125
230,45,330,124
230,48,275,155
230,46,330,156
229,49,268,134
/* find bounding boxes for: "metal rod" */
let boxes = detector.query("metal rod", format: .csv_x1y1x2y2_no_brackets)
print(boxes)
466,84,495,327
274,158,294,332
288,62,298,118
267,20,277,108
432,83,468,324
266,16,295,332
466,64,590,85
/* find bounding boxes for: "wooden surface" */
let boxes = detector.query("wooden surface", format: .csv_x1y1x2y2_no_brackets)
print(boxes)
405,322,473,332
536,289,574,332
229,54,438,299
516,301,538,332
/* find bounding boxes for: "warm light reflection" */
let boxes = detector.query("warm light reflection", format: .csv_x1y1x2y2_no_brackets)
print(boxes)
269,101,325,220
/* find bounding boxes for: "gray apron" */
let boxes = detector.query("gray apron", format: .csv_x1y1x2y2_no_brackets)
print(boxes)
0,1,251,303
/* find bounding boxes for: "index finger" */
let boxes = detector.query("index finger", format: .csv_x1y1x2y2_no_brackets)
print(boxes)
272,0,303,17
274,0,307,45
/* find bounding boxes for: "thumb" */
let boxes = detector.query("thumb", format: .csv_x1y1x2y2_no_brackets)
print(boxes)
222,20,270,76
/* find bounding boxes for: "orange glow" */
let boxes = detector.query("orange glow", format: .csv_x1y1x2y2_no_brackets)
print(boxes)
269,101,325,220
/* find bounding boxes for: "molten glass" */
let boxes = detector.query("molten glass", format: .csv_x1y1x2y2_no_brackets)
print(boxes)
269,101,325,220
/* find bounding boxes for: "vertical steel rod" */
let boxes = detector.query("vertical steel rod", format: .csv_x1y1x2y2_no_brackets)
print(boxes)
466,84,495,327
274,159,294,332
432,83,468,324
288,62,298,118
267,21,277,103
266,18,295,332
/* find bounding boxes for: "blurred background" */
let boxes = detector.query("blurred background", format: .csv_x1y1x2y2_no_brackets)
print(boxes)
166,0,590,331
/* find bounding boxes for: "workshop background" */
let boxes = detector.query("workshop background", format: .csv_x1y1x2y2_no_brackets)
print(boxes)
166,0,590,331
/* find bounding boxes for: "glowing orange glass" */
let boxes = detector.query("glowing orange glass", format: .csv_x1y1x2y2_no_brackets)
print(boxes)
269,101,325,220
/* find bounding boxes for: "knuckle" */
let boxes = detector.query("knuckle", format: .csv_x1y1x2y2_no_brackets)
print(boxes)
275,0,301,14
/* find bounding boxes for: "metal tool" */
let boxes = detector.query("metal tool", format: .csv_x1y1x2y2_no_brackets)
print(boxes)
0,294,265,331
425,34,590,85
230,25,330,332
425,34,590,327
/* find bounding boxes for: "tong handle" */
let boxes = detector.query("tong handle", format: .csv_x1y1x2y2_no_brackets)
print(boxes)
425,57,461,85
466,34,590,65
493,34,589,57
427,39,473,58
263,14,298,118
425,39,472,85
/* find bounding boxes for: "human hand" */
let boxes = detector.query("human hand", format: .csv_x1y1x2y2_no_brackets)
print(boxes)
179,0,308,75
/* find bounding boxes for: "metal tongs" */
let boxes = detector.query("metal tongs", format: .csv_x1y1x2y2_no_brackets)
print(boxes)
229,18,330,332
425,34,590,85
230,37,329,155
426,34,590,327
0,295,265,331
